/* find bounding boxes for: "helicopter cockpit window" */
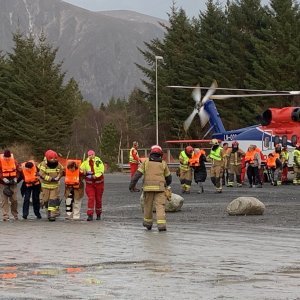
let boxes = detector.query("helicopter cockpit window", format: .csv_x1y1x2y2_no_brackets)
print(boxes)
291,135,297,147
274,136,280,147
264,136,270,148
281,135,287,147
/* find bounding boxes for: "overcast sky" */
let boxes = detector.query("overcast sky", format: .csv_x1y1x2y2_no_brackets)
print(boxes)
63,0,218,19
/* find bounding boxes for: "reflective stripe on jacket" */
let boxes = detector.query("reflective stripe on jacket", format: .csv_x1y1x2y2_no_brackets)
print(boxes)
129,147,139,164
179,151,191,171
209,147,222,161
65,159,81,188
38,161,63,189
138,159,170,192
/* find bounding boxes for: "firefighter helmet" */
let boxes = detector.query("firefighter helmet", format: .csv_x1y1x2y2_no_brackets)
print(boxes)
150,145,163,156
185,146,194,155
210,139,219,145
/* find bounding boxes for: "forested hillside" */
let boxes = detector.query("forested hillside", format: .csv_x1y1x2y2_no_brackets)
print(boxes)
1,0,300,167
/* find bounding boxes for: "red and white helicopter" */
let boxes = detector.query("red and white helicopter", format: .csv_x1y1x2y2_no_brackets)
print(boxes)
167,80,300,159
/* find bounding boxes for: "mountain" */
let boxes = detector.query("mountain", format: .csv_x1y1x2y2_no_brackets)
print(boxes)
0,0,166,106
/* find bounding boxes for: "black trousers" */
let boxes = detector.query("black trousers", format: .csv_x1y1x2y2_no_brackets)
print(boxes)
22,184,41,218
247,166,261,185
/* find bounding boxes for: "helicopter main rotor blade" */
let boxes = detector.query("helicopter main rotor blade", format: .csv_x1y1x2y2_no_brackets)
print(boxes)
210,93,299,100
192,85,201,104
202,80,218,104
167,86,296,93
199,106,209,128
184,108,198,132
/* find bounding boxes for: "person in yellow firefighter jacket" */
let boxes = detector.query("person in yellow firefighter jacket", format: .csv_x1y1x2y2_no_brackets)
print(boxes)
179,146,194,194
292,143,300,185
38,150,64,221
207,139,223,193
64,159,84,220
129,145,172,232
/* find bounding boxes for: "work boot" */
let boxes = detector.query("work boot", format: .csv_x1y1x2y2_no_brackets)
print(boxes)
96,214,101,220
87,215,93,221
158,225,167,232
143,221,152,230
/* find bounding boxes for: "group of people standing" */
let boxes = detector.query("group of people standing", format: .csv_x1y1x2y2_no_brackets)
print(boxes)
0,149,105,222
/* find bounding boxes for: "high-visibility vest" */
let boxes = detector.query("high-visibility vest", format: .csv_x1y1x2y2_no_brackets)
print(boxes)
209,147,222,161
80,156,104,183
65,159,81,188
245,150,255,163
129,147,139,164
22,160,40,186
179,151,191,171
293,149,300,165
0,154,17,177
266,156,276,168
189,150,205,167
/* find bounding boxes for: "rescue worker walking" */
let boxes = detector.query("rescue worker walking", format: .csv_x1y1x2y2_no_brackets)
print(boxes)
179,146,193,194
273,144,283,186
80,150,104,221
38,150,64,221
64,160,84,220
207,139,223,193
281,146,289,184
129,142,141,185
129,145,172,232
0,150,19,221
189,148,207,193
226,141,245,187
221,142,229,186
245,145,262,188
292,144,300,185
20,160,41,219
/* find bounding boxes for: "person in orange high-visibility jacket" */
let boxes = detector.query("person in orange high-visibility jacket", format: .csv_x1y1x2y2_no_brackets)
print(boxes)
129,145,172,232
0,150,20,221
129,141,141,180
189,148,207,193
80,150,104,221
245,145,262,188
38,150,64,221
20,160,41,220
64,160,84,220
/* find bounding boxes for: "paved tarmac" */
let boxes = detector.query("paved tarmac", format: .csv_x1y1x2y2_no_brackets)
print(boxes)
0,173,299,299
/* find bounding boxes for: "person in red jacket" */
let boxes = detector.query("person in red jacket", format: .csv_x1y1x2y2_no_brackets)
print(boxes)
0,150,20,221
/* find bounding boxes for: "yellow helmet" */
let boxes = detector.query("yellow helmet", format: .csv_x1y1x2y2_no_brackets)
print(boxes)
210,138,219,145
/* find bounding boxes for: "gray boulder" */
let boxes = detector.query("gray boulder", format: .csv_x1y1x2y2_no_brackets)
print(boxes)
226,197,265,216
140,192,184,212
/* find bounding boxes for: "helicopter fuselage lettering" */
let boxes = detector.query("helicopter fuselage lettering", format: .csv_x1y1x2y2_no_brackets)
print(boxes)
223,134,238,141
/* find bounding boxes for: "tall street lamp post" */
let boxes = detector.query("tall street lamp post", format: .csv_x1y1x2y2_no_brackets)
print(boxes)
155,55,163,145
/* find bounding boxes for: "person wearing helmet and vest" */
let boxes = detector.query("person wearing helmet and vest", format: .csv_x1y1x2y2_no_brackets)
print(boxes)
64,160,84,220
0,150,20,221
38,149,64,221
281,146,289,184
189,148,207,193
20,160,42,219
292,143,300,185
179,146,194,194
226,141,245,187
80,150,105,221
129,145,172,231
272,144,283,186
207,139,223,193
221,142,230,186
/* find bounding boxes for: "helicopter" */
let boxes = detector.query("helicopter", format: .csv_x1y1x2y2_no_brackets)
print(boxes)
167,80,300,156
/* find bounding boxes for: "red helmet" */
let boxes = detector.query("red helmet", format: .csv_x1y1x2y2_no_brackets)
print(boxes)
185,146,194,155
150,145,163,155
45,149,58,161
296,143,300,148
